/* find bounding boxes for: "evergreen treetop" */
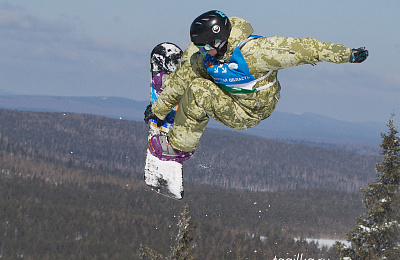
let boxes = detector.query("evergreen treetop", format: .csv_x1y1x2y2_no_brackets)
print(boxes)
335,113,400,260
139,204,196,260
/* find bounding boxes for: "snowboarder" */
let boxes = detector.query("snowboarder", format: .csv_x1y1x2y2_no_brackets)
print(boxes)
144,10,368,158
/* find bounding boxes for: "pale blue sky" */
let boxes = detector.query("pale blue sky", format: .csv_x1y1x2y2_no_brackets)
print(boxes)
1,0,399,123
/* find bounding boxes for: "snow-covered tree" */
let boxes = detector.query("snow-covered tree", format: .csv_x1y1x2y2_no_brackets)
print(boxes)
167,204,196,260
335,114,400,259
139,204,196,260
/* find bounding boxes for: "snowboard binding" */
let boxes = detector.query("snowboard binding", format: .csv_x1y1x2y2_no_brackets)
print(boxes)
148,135,194,163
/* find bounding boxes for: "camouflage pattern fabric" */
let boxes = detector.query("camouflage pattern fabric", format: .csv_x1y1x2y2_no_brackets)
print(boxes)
152,17,352,152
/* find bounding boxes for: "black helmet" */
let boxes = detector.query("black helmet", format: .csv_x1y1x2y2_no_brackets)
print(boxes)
190,10,231,49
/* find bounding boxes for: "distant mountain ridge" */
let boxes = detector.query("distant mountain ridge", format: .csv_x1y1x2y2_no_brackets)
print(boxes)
0,95,383,148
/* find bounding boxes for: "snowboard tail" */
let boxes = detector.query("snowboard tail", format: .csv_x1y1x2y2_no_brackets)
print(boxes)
145,150,184,199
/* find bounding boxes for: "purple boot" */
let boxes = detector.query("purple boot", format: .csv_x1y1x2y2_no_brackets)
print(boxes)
149,135,194,163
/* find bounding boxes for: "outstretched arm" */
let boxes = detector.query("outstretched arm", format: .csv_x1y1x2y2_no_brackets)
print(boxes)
242,36,367,73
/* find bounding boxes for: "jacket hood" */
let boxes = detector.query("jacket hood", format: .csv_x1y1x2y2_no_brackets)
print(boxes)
225,17,254,59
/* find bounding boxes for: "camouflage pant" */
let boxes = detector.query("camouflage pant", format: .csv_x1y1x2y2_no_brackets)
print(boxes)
168,78,281,152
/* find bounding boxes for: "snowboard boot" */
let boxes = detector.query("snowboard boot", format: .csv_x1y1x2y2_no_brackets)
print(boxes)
149,135,194,163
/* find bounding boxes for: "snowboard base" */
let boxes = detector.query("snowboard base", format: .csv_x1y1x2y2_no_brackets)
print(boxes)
144,149,183,200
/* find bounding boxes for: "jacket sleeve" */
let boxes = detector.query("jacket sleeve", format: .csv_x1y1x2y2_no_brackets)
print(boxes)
152,44,209,120
242,36,352,73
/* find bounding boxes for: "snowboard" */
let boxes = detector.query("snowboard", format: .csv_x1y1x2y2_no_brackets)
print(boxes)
144,42,184,200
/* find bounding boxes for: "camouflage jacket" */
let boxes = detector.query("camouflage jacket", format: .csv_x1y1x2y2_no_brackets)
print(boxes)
152,17,352,120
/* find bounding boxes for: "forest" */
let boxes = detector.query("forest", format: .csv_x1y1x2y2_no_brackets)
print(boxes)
0,109,380,192
0,109,385,259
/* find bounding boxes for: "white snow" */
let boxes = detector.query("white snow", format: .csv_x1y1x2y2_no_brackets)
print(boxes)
294,237,350,248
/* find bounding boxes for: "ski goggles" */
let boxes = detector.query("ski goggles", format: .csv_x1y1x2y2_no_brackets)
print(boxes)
195,44,213,55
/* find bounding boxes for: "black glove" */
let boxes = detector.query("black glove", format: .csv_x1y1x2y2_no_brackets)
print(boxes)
350,47,368,63
144,104,163,126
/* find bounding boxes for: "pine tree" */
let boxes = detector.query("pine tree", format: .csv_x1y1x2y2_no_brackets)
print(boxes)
139,204,196,260
335,114,400,259
139,245,164,260
167,204,196,260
